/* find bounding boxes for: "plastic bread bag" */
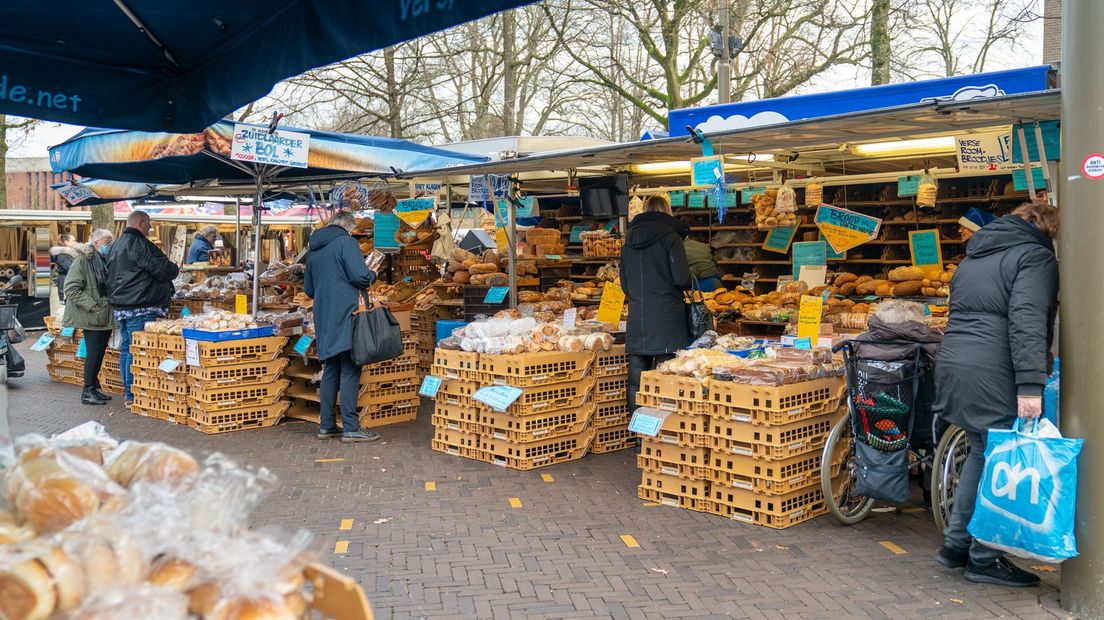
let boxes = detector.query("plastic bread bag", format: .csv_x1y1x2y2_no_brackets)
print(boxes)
776,182,797,213
804,178,823,207
14,422,118,468
61,584,189,620
0,539,89,618
54,522,149,598
6,448,127,535
102,441,200,490
364,249,387,274
916,172,938,208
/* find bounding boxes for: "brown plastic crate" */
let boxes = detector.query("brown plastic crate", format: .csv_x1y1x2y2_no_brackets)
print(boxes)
594,401,630,429
47,365,82,386
46,347,84,369
637,372,709,415
637,485,714,513
359,400,418,429
433,402,480,427
187,358,289,389
595,345,628,377
480,427,595,470
477,402,595,443
594,375,627,404
431,414,480,434
478,350,593,387
645,412,711,448
189,379,289,410
431,349,481,380
640,470,710,499
486,377,596,416
706,376,846,422
435,379,479,406
188,400,288,434
129,331,162,349
708,409,841,460
431,427,482,457
709,447,845,495
709,484,828,529
359,354,418,381
192,336,287,366
589,425,635,454
285,399,321,424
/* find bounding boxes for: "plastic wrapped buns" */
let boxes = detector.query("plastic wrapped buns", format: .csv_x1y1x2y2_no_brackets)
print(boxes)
103,443,199,489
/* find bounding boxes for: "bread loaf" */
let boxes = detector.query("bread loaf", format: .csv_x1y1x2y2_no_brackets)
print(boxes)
149,558,199,592
892,280,924,297
38,547,83,612
468,263,498,275
854,279,885,295
875,282,895,297
888,266,926,282
833,273,858,286
838,282,858,296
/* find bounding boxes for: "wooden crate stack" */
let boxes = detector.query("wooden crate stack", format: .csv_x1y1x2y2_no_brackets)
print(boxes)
410,307,441,377
98,348,125,395
185,336,290,434
431,349,596,470
44,319,83,386
588,345,634,454
634,372,846,529
129,333,190,423
284,330,420,430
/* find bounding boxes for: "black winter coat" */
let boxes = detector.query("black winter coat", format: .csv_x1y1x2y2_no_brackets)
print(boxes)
304,225,376,360
107,228,179,311
934,215,1058,433
619,211,693,355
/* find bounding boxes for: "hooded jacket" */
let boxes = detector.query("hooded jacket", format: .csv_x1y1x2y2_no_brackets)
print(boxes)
934,215,1058,433
63,244,113,331
619,211,693,355
304,225,377,360
107,228,179,311
51,245,76,300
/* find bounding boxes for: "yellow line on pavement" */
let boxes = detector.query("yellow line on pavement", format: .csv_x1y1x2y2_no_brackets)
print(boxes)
541,474,554,482
425,481,436,491
339,519,354,531
620,534,640,548
642,502,661,507
334,540,350,554
315,458,345,463
879,541,907,555
508,497,523,508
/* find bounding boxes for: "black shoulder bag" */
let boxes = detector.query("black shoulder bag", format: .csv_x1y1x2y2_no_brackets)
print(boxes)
685,275,714,340
351,291,404,366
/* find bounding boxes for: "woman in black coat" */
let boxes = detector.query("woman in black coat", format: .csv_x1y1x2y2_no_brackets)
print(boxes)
620,195,693,412
935,202,1059,588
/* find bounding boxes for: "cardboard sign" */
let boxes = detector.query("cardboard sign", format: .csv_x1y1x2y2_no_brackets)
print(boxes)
396,197,435,227
235,294,248,314
231,124,310,168
373,212,401,250
628,407,674,436
898,175,921,197
797,295,824,346
484,287,509,304
562,307,578,329
797,265,827,288
293,335,313,356
495,228,509,253
419,376,443,398
473,385,524,412
761,225,797,254
569,225,589,243
185,339,200,366
687,191,707,208
956,132,1015,172
596,282,626,325
791,241,827,279
814,205,881,253
740,187,766,202
690,155,724,187
30,333,55,352
909,229,943,274
158,358,181,373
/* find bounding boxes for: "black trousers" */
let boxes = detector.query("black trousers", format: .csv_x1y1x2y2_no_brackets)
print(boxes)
627,353,676,412
320,349,361,433
82,329,111,389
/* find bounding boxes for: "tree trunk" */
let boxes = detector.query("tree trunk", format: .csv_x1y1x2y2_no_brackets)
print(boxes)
871,0,892,85
0,114,7,210
91,204,113,233
502,10,518,136
383,47,402,138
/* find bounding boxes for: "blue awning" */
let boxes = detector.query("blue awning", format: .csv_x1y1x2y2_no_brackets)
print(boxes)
0,1,536,132
669,65,1054,137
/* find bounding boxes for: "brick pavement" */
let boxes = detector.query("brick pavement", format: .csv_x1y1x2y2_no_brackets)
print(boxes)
7,346,1070,619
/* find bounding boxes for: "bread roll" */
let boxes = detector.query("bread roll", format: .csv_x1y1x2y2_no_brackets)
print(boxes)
855,275,873,285
875,282,894,297
39,547,84,611
833,273,857,286
105,442,198,488
210,596,299,620
111,535,146,585
10,458,101,534
78,540,118,594
149,558,199,592
854,279,885,296
188,583,222,617
0,558,57,620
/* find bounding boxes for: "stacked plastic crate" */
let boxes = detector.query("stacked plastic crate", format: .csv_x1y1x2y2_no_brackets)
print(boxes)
44,326,83,386
431,350,596,470
634,373,714,513
129,333,190,423
704,376,846,528
185,335,289,433
588,345,634,454
97,347,125,395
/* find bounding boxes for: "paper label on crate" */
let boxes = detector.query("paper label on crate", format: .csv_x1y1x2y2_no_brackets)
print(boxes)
185,339,200,366
76,338,86,359
472,385,524,412
484,286,510,304
793,338,812,350
293,335,313,356
628,407,674,437
30,333,54,352
159,358,181,373
181,305,191,317
60,326,75,338
419,375,442,398
562,308,577,330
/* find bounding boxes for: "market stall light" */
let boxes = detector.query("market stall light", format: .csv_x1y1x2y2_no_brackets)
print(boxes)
630,154,775,175
850,136,957,157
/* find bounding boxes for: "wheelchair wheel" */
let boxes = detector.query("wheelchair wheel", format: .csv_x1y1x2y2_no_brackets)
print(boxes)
930,424,969,534
822,415,875,525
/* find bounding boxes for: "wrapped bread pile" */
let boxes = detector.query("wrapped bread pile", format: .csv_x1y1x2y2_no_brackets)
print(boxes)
0,423,317,620
712,347,844,387
173,276,250,303
496,256,538,278
595,263,620,283
804,179,823,207
438,314,613,355
657,348,745,380
752,187,796,229
444,248,508,286
142,311,260,336
395,219,437,249
254,310,307,336
581,230,622,257
832,266,952,298
256,262,304,286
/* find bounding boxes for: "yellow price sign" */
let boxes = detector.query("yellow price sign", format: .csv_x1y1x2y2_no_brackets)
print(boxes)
235,294,248,315
596,282,626,325
496,227,509,253
797,295,824,346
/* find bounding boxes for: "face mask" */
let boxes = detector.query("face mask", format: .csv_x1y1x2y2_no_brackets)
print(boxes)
99,244,111,256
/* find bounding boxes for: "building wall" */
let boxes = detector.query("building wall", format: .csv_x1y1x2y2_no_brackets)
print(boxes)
1043,0,1062,64
4,169,72,210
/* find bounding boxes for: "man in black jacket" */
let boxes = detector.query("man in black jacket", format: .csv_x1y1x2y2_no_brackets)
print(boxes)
305,211,379,443
107,210,179,403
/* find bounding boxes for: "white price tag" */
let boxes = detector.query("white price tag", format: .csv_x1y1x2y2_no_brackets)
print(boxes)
562,308,577,330
185,339,200,366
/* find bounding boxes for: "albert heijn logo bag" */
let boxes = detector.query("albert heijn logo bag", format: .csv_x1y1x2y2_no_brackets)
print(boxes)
968,418,1083,563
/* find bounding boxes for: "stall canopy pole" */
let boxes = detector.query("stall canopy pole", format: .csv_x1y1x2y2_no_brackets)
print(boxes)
234,197,241,264
252,170,264,315
507,180,518,309
1060,0,1104,616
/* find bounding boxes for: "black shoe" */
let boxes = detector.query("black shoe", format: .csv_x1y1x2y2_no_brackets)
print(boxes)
936,546,969,569
81,387,108,406
964,557,1041,587
92,388,113,401
317,428,342,440
341,430,381,443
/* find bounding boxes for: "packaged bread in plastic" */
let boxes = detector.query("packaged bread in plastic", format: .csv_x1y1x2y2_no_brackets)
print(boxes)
6,450,126,535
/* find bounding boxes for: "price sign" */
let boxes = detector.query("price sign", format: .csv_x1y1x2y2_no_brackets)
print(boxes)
596,281,626,325
419,376,443,398
814,205,881,253
761,225,797,254
797,295,824,346
569,225,589,244
495,227,509,253
473,385,524,412
793,338,812,350
293,335,313,356
628,407,673,436
181,305,191,317
668,191,686,207
686,191,707,208
1012,166,1047,191
494,196,535,225
235,294,248,314
562,307,578,329
373,212,401,250
484,287,510,304
60,326,75,338
185,339,200,366
898,175,921,197
791,241,827,279
76,338,86,359
543,254,562,261
714,191,737,209
690,155,724,187
159,358,181,373
30,333,54,352
231,124,309,168
396,197,435,227
740,187,766,202
909,229,943,276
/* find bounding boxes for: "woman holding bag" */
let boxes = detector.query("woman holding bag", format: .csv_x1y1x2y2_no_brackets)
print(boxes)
934,202,1059,587
63,229,115,405
305,211,379,443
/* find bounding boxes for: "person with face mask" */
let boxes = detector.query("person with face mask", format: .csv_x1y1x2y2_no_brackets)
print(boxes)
63,229,116,405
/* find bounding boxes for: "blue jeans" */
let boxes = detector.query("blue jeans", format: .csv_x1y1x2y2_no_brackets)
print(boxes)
697,274,723,292
319,350,361,434
118,314,157,400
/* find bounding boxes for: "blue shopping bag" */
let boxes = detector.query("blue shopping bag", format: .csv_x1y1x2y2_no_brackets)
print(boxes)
968,418,1083,563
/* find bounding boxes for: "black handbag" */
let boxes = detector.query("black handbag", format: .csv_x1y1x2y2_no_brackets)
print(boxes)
350,291,404,367
685,276,714,340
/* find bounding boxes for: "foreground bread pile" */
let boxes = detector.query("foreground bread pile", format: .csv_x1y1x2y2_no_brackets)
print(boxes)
0,423,348,619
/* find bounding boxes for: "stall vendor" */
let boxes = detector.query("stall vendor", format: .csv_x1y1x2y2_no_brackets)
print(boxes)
957,207,996,243
185,225,219,264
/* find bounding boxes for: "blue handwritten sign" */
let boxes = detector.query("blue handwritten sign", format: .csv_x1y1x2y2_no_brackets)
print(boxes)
60,326,75,338
569,225,589,243
158,358,181,373
814,205,881,254
898,175,921,197
687,191,707,208
1012,166,1047,191
793,338,812,350
293,335,313,355
181,305,191,317
605,219,616,232
741,187,766,202
909,230,943,269
484,287,509,304
76,338,86,359
668,191,686,207
1012,120,1060,162
761,225,797,254
419,375,443,398
30,333,54,352
792,241,828,279
373,212,401,250
714,191,737,208
495,196,535,224
396,197,435,227
473,385,524,412
691,156,724,187
628,407,673,436
543,254,562,260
